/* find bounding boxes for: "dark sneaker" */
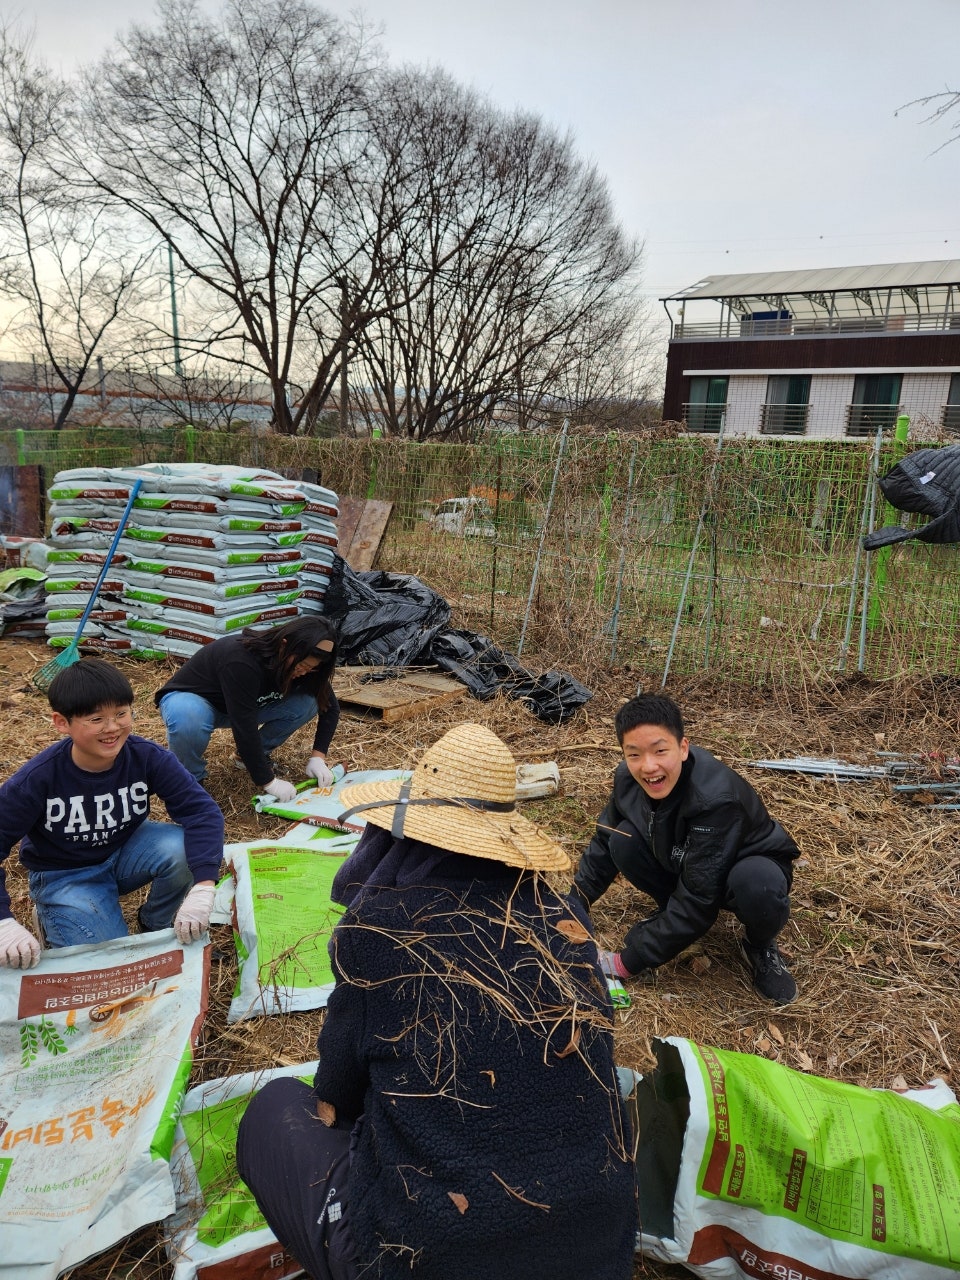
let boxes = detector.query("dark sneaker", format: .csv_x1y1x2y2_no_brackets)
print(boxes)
740,939,797,1005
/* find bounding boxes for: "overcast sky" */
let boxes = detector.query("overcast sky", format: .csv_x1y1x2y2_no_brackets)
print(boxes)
8,0,960,319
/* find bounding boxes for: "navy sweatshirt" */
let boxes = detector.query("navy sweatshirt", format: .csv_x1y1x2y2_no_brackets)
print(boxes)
313,856,637,1280
0,734,224,917
155,636,339,786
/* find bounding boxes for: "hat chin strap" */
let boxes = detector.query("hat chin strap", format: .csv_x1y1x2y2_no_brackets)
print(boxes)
339,778,516,839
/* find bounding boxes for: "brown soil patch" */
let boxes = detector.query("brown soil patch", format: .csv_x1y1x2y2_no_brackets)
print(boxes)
2,640,958,1280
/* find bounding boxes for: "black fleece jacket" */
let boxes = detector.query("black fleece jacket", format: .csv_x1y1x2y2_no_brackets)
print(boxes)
575,746,799,972
312,855,637,1280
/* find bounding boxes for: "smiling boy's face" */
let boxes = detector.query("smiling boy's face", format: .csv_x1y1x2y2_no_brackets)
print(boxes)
53,702,133,772
621,722,689,801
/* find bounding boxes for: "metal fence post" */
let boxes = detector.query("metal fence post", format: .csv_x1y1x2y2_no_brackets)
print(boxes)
518,417,569,657
659,414,727,689
866,414,910,633
857,426,885,672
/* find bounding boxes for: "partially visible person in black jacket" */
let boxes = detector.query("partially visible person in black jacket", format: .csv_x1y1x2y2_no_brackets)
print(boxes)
155,616,338,802
575,693,800,1005
236,723,637,1280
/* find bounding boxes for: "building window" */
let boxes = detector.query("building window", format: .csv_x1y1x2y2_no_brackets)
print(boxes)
846,373,903,436
942,374,960,433
684,376,728,433
761,375,810,434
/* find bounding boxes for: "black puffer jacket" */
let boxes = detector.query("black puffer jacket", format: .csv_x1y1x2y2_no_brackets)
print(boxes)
864,444,960,549
312,853,637,1280
575,747,799,972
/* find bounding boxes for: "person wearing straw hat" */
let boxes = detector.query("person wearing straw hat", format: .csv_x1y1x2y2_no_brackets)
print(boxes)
236,723,637,1280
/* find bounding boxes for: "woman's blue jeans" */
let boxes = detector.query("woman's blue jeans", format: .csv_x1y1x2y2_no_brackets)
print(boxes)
29,819,192,947
158,690,319,781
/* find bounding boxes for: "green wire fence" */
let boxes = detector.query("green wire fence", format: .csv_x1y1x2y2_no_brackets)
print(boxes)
2,426,957,684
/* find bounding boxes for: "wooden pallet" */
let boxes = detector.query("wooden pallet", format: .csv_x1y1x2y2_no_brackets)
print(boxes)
334,497,393,571
331,666,465,724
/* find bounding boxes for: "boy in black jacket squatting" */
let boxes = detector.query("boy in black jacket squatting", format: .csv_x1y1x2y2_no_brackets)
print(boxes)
574,693,800,1004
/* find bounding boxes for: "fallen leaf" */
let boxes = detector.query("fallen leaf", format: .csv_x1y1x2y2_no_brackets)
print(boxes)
448,1192,469,1214
689,955,712,975
316,1101,336,1127
890,1075,909,1092
554,918,590,945
757,1037,772,1053
795,1048,814,1071
767,1022,785,1046
554,1025,582,1058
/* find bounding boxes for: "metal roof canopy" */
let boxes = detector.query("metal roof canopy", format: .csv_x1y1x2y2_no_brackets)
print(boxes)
662,259,960,321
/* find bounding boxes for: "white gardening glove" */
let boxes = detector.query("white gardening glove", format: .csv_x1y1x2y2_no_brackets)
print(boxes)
598,948,631,981
304,756,333,787
264,776,298,803
0,916,42,968
174,884,217,944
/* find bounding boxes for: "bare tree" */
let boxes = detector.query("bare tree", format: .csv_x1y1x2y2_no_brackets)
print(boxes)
898,89,960,150
0,25,146,429
349,68,642,440
76,0,378,434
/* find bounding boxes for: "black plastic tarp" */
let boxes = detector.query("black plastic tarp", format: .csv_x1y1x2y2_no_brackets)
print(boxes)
322,556,592,724
322,558,451,667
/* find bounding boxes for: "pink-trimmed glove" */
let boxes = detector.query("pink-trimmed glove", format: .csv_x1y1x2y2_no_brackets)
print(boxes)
304,757,333,787
264,777,298,803
598,949,633,981
0,916,42,968
174,884,217,944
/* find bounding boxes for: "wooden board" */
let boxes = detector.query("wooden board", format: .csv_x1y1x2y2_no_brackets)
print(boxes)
332,666,465,724
333,496,393,571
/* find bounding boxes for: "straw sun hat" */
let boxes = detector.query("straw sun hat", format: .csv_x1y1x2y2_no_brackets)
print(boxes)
338,723,570,872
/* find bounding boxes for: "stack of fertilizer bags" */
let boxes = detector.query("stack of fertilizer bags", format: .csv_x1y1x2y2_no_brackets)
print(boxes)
44,463,339,660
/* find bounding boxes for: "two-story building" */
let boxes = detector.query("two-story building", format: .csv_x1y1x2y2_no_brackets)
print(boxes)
661,260,960,439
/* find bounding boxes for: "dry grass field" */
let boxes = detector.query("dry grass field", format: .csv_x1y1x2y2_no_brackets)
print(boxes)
0,637,957,1280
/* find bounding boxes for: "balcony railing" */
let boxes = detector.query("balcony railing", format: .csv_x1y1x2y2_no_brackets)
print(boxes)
682,402,725,433
845,404,904,437
942,404,960,433
760,403,809,435
672,313,960,340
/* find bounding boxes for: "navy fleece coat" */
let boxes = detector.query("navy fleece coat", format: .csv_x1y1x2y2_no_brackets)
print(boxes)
312,854,637,1280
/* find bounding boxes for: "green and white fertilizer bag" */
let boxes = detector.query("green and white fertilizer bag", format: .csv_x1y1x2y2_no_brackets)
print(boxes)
224,836,349,1024
228,768,409,1023
251,764,410,828
0,931,208,1279
633,1036,960,1279
167,1062,317,1279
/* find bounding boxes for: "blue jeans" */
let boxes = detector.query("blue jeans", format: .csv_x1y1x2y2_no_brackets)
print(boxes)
158,690,319,781
29,819,193,947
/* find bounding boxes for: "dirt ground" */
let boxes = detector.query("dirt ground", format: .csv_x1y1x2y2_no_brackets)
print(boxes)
1,637,958,1280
